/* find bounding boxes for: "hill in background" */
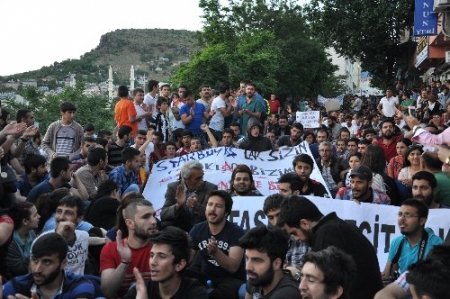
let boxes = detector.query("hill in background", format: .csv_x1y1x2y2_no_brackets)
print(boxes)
0,28,199,87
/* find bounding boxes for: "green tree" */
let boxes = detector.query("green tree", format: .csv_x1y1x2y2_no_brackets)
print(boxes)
305,0,415,89
172,0,342,98
3,82,114,134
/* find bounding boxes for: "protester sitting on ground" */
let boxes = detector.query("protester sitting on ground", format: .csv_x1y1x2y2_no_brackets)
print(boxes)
278,196,383,298
240,225,300,298
292,154,328,197
38,195,91,275
84,179,120,230
5,201,40,279
277,172,303,198
336,165,391,204
75,146,108,199
421,152,450,207
381,199,443,281
300,246,357,299
100,196,157,298
15,153,48,200
69,136,97,172
27,156,89,203
125,226,208,299
227,164,262,196
316,141,348,197
109,147,141,196
2,232,96,298
189,190,245,299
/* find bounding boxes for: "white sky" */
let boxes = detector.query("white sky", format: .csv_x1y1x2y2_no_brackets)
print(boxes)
0,0,204,76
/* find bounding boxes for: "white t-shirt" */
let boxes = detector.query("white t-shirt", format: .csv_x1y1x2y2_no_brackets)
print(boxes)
134,103,148,131
379,96,398,117
209,96,226,132
37,230,89,275
144,93,158,118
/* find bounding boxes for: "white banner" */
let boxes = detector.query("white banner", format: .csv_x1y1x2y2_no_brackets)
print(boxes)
296,111,320,128
230,196,450,269
143,143,332,211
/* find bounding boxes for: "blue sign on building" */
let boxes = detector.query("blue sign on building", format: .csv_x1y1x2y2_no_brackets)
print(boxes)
414,0,438,36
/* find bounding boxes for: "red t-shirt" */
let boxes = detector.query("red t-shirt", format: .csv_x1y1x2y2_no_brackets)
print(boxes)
100,240,151,298
269,99,280,114
373,134,403,163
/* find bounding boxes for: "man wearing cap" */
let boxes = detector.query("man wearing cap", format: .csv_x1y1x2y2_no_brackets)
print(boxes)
336,165,391,204
373,118,403,162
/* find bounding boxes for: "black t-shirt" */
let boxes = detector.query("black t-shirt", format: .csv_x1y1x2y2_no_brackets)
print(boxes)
124,277,208,299
247,273,300,299
189,221,246,281
107,142,126,167
84,196,120,230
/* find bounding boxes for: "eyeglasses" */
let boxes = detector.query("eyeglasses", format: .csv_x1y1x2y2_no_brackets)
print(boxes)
397,212,419,219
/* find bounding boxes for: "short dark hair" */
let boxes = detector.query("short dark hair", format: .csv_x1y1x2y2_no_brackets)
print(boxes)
50,157,70,179
291,122,304,131
24,154,47,174
59,195,84,218
401,198,428,219
60,102,76,112
9,201,34,229
150,226,190,266
263,194,285,214
347,137,359,145
278,173,302,193
118,85,129,98
216,83,229,94
406,259,450,298
16,109,32,123
223,128,234,137
230,164,255,193
98,129,112,139
95,179,118,199
278,196,323,228
302,246,357,299
132,88,144,97
207,190,233,215
292,154,314,169
118,125,132,139
84,123,95,132
239,226,289,263
148,79,159,91
157,97,168,106
358,138,371,145
122,147,141,164
136,130,147,137
32,232,68,262
412,171,437,190
184,90,193,98
87,147,107,166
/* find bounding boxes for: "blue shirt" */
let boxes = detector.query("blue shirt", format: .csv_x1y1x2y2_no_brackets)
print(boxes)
388,227,443,274
16,173,46,197
26,179,71,203
3,271,95,299
42,214,93,232
180,102,206,135
109,164,138,195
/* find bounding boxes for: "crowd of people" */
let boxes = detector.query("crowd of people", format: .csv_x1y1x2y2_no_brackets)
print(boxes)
0,79,450,298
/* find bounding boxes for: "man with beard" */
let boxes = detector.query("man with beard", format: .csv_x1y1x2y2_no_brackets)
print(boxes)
27,156,88,203
335,165,391,204
189,190,245,299
278,196,383,298
124,226,208,299
421,153,450,207
277,122,304,147
377,88,399,118
100,198,158,298
300,246,356,299
161,161,217,231
412,171,442,208
228,164,262,196
381,199,443,280
237,82,265,136
196,84,213,110
16,154,48,199
239,226,300,299
2,232,95,298
373,118,403,162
